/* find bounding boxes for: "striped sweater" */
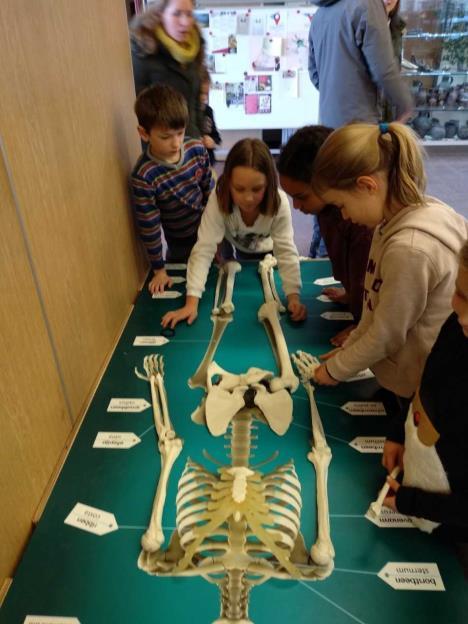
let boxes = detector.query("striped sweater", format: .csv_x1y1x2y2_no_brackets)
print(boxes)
131,139,213,269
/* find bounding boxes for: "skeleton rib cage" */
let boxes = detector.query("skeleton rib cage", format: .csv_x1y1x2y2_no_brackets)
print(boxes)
136,258,334,624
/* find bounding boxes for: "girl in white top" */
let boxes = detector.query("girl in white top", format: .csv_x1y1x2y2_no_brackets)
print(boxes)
162,138,306,328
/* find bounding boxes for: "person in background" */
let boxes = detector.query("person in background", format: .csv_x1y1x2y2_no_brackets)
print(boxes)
129,0,206,138
131,84,213,295
310,122,467,433
277,125,373,346
383,239,468,547
381,0,406,122
308,0,413,129
161,138,307,329
200,69,222,167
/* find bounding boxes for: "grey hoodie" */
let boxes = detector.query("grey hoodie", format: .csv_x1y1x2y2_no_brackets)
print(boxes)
327,198,468,397
309,0,413,127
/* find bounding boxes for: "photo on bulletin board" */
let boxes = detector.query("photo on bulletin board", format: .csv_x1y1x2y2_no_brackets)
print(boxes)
244,74,258,93
225,82,244,107
237,13,250,35
194,11,209,28
206,54,215,73
258,75,272,92
245,93,271,115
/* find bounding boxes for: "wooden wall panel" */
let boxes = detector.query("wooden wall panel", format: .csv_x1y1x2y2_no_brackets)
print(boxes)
0,0,147,586
0,154,72,585
0,1,146,417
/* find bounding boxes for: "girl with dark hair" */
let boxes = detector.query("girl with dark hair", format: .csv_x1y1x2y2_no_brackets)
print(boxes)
162,139,306,328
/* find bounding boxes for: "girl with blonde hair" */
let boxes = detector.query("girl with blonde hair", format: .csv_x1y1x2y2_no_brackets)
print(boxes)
162,138,306,328
130,0,206,138
311,122,468,428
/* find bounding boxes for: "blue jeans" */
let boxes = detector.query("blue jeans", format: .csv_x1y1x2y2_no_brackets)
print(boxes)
309,215,328,258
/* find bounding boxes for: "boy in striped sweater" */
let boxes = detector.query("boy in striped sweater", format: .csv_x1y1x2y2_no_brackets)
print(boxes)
131,84,213,294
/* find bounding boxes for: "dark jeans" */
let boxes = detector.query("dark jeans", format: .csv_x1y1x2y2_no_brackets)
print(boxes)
376,386,413,444
309,215,328,258
218,239,270,262
165,233,198,263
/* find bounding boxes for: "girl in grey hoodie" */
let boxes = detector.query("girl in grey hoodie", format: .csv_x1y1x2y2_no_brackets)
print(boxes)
309,122,468,418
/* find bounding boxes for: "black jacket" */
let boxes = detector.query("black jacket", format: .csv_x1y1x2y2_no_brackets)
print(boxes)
131,39,204,138
395,313,468,538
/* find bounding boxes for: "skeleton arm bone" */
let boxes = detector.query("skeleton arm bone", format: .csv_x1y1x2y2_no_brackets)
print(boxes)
135,356,183,552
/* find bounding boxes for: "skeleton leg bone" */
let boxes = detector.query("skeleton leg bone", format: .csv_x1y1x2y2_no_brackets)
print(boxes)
189,262,241,390
258,301,298,392
135,356,183,552
258,253,285,313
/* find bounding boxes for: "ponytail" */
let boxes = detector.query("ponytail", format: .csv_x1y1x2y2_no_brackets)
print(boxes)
312,122,426,211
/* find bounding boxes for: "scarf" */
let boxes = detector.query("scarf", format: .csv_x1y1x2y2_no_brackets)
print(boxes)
155,25,200,65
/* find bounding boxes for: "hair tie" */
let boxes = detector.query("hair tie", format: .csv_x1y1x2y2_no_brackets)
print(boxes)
379,122,389,134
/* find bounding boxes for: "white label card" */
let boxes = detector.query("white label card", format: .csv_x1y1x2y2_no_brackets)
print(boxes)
169,275,186,284
164,263,187,270
93,432,141,449
321,311,354,321
152,291,182,299
107,398,151,413
349,436,385,453
64,503,118,536
366,507,415,529
314,277,340,286
378,562,445,591
341,401,386,415
345,369,375,382
316,294,332,302
133,336,169,346
24,619,81,624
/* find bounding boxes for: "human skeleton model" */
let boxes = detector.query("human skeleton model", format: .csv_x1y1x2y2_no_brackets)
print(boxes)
136,256,334,623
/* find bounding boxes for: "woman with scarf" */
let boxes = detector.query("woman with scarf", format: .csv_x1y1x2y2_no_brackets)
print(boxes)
130,0,206,139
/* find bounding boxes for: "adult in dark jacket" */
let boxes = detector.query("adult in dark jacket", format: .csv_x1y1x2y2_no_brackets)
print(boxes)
130,0,206,138
308,0,413,128
381,0,407,122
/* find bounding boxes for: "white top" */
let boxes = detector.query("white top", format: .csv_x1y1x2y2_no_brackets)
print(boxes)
186,188,301,298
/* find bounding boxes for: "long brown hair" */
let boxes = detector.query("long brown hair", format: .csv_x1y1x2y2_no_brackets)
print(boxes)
312,122,426,215
216,139,280,215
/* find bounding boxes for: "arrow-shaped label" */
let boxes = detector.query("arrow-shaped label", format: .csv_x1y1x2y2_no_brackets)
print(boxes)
366,507,415,529
341,401,386,415
321,311,354,321
24,618,81,624
107,398,151,413
378,562,444,591
93,432,141,449
133,336,169,346
349,436,385,453
152,291,182,299
64,503,118,536
313,276,340,286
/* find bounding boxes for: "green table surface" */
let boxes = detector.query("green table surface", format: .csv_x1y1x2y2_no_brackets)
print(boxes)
1,260,467,624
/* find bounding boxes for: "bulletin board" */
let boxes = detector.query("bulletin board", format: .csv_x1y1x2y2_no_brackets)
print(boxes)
196,5,320,130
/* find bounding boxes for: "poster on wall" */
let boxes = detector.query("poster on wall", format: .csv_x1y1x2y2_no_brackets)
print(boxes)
249,14,265,36
266,10,287,36
237,13,250,35
194,11,210,29
245,93,271,114
210,10,237,34
225,82,244,107
284,33,309,70
251,37,281,72
281,70,299,98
